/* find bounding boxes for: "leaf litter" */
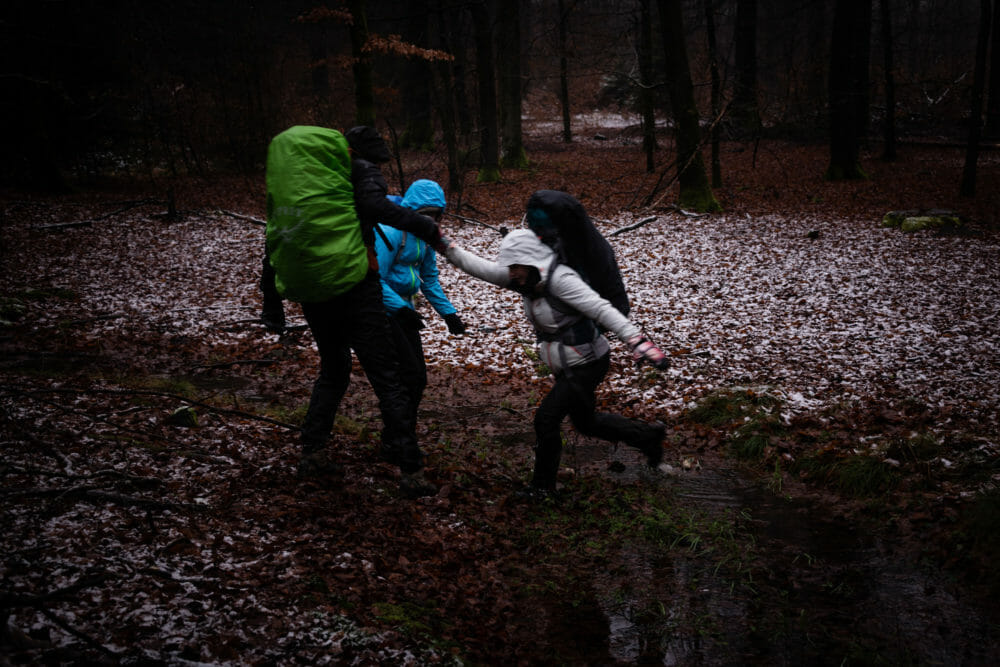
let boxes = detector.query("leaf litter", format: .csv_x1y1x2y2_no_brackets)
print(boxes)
2,136,1000,663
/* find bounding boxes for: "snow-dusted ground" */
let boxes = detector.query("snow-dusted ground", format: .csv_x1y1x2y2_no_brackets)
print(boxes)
428,213,1000,427
12,206,1000,431
4,194,1000,665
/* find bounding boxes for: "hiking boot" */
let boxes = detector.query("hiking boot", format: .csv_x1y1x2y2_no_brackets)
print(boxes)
379,446,403,466
512,484,558,504
297,449,343,478
635,422,666,467
399,470,437,498
261,311,286,333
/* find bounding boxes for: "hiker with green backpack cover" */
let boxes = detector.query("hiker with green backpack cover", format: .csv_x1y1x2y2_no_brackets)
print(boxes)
265,125,443,498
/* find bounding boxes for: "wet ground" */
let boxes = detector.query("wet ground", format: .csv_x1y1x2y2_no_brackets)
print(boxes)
536,442,999,666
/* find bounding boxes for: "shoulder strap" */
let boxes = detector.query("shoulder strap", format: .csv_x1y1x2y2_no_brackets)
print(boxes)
391,230,407,267
540,261,598,345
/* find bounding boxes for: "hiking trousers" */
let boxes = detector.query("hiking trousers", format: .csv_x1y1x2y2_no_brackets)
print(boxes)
260,244,285,323
386,312,427,425
299,272,423,473
532,354,657,489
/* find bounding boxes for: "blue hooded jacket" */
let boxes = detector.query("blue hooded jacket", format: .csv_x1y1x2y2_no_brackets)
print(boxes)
375,179,457,317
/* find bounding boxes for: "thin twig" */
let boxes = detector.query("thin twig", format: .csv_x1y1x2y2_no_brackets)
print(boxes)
214,209,266,226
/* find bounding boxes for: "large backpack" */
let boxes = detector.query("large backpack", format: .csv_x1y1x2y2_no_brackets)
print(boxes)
525,190,630,317
265,125,368,303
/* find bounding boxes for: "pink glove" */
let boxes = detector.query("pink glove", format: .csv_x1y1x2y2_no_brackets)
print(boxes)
628,335,669,370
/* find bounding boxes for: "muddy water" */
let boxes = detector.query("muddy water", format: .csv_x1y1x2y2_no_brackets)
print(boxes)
555,450,999,665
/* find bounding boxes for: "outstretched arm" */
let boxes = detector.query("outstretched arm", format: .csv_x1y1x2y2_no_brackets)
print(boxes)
549,268,639,341
443,244,510,288
550,268,669,369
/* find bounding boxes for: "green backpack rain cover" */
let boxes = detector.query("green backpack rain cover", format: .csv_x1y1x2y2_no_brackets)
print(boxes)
265,125,368,303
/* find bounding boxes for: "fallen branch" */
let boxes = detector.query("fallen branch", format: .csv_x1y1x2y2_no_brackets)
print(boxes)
214,209,266,226
194,359,277,370
0,573,110,608
34,220,93,231
8,385,300,431
31,199,163,231
609,216,659,237
62,313,126,326
445,212,509,236
4,484,185,510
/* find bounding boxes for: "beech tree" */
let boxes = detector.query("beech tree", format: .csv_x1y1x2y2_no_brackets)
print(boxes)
348,0,377,126
656,0,720,212
961,0,992,197
826,0,872,181
732,0,760,134
471,0,501,183
639,0,657,172
498,0,527,168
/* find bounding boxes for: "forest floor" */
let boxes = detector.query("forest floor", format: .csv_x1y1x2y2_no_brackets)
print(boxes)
2,130,1000,665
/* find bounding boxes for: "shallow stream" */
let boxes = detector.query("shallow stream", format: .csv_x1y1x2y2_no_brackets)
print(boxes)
544,450,998,665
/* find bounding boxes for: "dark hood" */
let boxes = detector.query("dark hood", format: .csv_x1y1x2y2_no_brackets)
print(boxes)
524,190,630,316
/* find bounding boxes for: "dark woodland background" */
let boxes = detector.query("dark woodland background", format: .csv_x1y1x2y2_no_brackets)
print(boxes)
1,0,995,202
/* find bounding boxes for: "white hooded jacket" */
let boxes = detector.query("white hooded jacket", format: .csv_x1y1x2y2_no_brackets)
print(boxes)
445,229,640,373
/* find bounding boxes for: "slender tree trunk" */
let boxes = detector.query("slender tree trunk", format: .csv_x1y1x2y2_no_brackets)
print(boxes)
826,0,871,181
985,0,1000,137
447,10,473,139
656,0,720,212
348,0,375,126
308,20,329,107
400,0,435,151
961,0,992,197
499,0,527,168
705,0,722,187
558,0,573,143
639,0,657,172
471,0,500,182
880,0,897,160
433,2,463,200
732,0,759,134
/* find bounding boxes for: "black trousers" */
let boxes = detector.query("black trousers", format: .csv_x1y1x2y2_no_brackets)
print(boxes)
260,244,284,321
299,272,423,473
387,313,427,425
532,354,657,489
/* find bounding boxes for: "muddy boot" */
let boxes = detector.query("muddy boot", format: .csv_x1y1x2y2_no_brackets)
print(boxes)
399,469,436,498
261,306,286,333
297,448,342,478
512,484,558,504
633,421,666,467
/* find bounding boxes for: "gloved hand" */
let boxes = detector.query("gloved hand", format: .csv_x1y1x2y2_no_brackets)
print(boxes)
393,307,424,330
628,335,669,370
443,312,466,335
430,228,453,254
412,216,441,246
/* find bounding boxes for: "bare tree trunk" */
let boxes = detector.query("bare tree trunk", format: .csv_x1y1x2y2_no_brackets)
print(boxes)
432,4,463,201
732,0,759,134
705,0,722,187
826,0,872,181
499,0,527,168
348,0,375,127
656,0,720,212
985,0,1000,137
639,0,657,172
961,0,992,197
880,0,897,161
558,0,573,143
471,0,500,182
400,0,435,151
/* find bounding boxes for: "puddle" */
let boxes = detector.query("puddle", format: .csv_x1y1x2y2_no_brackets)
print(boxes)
553,447,999,665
